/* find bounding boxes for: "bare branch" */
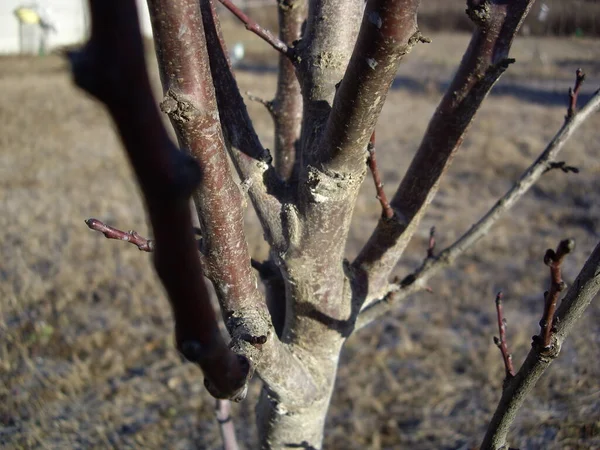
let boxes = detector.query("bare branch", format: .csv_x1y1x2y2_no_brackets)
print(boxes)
355,87,600,330
354,0,536,300
315,0,424,174
427,226,436,259
85,218,154,252
147,0,309,400
247,92,275,116
493,292,515,379
566,68,585,121
271,0,306,180
70,0,249,400
200,0,288,250
481,240,600,450
217,0,293,59
215,399,240,450
367,132,394,220
538,239,575,348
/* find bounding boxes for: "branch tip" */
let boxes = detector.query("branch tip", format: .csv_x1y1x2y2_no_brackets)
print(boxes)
494,290,515,378
567,68,586,120
218,0,292,60
539,239,575,348
366,131,394,220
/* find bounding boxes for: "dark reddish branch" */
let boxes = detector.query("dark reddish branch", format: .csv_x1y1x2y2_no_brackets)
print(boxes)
367,132,394,220
148,0,310,401
317,0,423,174
272,0,305,180
217,0,292,59
354,1,535,293
493,292,515,379
70,0,248,400
538,239,575,348
85,218,154,252
199,0,287,248
566,68,585,121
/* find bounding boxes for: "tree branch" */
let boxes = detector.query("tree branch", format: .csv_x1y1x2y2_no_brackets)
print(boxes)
493,291,515,379
215,399,240,450
566,68,585,120
355,86,600,330
200,0,288,250
147,0,308,400
272,0,306,180
217,0,293,59
367,131,394,220
481,240,600,450
538,239,575,348
315,0,424,175
85,218,154,251
70,0,249,400
353,0,536,301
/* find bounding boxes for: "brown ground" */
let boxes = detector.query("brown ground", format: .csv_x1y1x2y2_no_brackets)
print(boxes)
1,26,599,450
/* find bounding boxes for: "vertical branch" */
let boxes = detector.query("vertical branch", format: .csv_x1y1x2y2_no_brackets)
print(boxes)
70,0,249,399
354,0,536,300
273,0,306,180
367,132,394,220
566,68,585,120
199,0,288,249
493,292,515,379
147,0,311,400
481,241,600,450
538,239,575,348
215,399,240,450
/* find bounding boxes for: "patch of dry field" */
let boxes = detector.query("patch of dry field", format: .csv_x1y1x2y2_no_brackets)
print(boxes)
1,30,599,449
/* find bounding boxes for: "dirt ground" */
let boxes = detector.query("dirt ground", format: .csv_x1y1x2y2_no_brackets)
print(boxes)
1,25,599,450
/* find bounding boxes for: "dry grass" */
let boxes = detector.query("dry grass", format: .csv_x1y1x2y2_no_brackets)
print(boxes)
1,27,600,450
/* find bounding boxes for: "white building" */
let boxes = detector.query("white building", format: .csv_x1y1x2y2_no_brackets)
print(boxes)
0,0,153,54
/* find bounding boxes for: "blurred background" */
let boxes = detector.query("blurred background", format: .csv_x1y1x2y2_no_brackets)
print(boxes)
1,1,599,449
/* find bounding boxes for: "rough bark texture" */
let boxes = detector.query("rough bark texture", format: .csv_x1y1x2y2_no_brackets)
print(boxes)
354,0,536,302
273,0,306,180
75,0,600,448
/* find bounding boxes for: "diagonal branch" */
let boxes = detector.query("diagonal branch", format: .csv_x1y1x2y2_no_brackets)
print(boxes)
481,240,600,450
217,0,293,59
355,86,600,330
200,0,288,250
70,0,248,400
353,0,536,301
315,0,425,175
147,0,312,400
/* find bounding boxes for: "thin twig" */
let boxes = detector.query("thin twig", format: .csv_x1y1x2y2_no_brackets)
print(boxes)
538,239,575,348
355,86,600,330
246,92,275,116
215,399,240,450
427,226,436,259
493,291,515,379
566,68,585,121
481,241,600,450
85,218,154,252
543,161,579,175
217,0,292,59
367,132,394,220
